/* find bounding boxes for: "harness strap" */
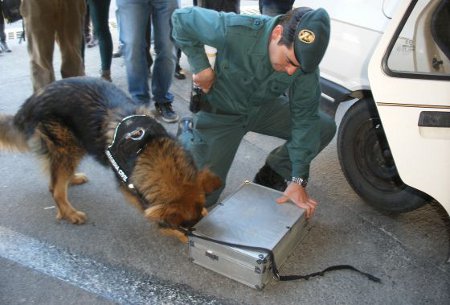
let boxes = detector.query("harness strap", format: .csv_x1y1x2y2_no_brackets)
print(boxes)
182,228,381,283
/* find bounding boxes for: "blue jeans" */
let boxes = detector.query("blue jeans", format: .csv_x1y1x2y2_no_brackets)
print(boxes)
117,0,177,105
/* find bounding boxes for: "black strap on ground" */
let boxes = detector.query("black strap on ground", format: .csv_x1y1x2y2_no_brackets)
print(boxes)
184,229,381,283
278,264,381,282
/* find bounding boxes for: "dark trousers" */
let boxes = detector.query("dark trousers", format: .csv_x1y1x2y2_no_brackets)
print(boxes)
87,0,113,71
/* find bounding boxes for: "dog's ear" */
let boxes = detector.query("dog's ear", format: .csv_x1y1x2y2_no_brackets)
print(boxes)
197,168,222,194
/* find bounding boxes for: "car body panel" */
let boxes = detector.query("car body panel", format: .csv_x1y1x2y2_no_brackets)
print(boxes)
368,0,450,213
301,0,401,92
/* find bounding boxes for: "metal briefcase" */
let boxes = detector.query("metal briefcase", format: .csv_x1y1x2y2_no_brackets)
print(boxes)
188,181,309,290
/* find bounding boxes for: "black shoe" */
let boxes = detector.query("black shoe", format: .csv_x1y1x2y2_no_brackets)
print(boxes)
155,103,179,123
0,41,11,53
253,163,287,192
176,117,193,137
86,37,98,48
174,66,186,80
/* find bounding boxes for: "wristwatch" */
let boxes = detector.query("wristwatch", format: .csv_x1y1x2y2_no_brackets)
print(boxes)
291,177,308,187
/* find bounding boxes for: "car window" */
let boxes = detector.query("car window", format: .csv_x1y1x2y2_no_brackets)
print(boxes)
386,0,449,78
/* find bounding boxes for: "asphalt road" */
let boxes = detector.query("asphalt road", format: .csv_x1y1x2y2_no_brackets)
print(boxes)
1,2,449,304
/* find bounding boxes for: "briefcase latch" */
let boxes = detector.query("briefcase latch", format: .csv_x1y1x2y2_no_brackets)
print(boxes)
205,250,219,261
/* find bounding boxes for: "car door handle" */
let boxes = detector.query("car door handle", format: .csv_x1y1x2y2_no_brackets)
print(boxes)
418,111,450,128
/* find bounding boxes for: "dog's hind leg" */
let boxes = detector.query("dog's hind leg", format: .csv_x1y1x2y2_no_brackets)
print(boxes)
38,124,87,224
49,157,87,224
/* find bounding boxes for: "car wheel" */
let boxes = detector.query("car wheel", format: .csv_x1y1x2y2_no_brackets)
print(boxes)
337,98,430,212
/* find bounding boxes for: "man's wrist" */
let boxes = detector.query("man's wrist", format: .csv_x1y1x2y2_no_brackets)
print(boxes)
291,176,308,187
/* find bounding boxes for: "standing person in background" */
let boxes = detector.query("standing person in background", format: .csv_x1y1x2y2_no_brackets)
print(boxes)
86,0,113,81
196,0,240,13
174,0,185,80
259,0,294,16
112,8,123,58
0,0,12,53
117,0,179,123
20,0,86,92
84,3,95,48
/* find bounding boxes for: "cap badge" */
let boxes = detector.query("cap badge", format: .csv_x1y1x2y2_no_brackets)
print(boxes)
298,29,315,44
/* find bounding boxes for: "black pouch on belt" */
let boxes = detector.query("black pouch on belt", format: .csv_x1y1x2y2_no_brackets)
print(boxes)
190,82,206,113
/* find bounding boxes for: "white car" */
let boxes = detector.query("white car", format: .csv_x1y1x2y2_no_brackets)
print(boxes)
301,0,450,215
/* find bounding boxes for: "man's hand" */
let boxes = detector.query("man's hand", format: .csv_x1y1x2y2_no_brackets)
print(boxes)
276,182,318,219
193,67,215,93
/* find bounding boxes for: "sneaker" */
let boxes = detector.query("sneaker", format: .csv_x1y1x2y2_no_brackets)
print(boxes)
155,103,179,123
253,163,287,192
176,117,193,137
112,45,122,58
86,37,98,48
0,41,11,53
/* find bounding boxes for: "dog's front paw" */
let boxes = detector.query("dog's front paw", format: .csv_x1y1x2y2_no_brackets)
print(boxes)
159,228,189,243
70,173,88,186
57,210,87,224
177,234,189,244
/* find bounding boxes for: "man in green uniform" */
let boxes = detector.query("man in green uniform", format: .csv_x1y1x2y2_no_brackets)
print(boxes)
172,6,335,218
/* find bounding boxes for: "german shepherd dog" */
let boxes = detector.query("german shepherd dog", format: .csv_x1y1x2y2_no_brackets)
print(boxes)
0,77,221,243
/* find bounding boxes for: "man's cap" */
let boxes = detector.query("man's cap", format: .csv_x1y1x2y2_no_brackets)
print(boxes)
293,8,330,73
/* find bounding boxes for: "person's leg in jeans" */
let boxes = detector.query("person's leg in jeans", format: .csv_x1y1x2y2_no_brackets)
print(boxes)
145,16,153,78
117,0,151,105
87,0,113,81
150,0,179,123
112,8,123,58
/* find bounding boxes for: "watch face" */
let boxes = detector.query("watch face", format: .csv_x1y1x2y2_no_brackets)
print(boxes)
292,177,307,187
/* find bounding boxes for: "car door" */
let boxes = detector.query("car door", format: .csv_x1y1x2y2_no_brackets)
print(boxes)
368,0,450,214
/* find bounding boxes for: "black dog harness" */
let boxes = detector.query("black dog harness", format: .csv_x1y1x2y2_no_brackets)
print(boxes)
105,115,165,209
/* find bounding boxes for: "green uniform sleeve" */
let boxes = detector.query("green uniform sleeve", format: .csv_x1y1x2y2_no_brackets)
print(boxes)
287,69,322,179
171,7,227,74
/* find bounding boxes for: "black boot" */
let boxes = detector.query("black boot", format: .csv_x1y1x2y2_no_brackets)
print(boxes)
174,64,186,80
253,163,287,192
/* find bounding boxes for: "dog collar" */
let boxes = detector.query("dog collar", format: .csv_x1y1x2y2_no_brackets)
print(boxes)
105,115,166,208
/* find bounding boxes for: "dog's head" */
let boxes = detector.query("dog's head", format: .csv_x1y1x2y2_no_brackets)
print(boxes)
143,168,221,229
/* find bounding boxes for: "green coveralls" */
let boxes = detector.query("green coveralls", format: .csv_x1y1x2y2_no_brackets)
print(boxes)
172,7,336,204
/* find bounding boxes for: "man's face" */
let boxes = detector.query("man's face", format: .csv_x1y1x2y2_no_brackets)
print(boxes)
268,25,300,76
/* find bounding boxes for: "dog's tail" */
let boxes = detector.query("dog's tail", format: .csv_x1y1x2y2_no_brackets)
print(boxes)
0,114,29,152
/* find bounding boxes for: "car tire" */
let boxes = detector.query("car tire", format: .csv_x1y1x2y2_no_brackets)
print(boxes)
337,98,430,213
